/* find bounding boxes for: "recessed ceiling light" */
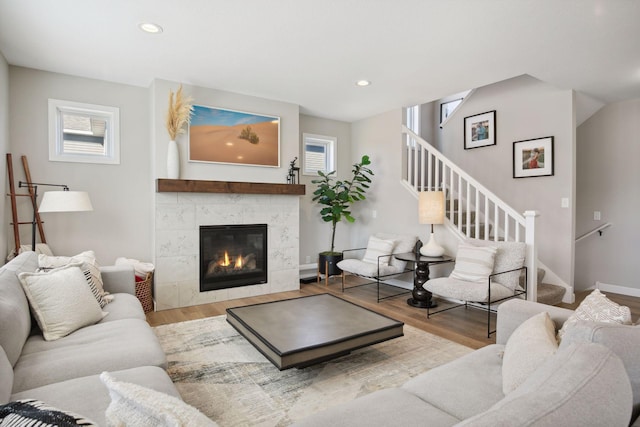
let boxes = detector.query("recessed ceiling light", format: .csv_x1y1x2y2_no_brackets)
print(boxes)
138,22,163,34
356,80,371,87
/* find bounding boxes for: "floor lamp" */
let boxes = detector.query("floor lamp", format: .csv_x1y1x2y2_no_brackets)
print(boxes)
18,181,93,251
418,191,445,257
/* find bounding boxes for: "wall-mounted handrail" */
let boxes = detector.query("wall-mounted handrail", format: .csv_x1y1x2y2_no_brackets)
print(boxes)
575,223,613,243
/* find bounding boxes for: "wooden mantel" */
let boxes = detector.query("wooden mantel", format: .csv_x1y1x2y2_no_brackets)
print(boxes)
156,179,305,196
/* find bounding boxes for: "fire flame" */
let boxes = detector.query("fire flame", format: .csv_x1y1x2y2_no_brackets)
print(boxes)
235,255,243,268
221,251,230,267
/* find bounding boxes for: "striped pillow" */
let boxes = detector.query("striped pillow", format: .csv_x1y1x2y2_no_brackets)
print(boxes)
450,244,497,284
362,236,397,266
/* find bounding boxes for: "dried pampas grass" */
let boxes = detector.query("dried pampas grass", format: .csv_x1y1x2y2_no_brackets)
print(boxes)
165,85,193,140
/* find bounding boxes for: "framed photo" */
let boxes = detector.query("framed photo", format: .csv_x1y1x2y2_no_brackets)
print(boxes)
464,110,496,149
188,105,280,167
513,136,554,178
440,98,463,124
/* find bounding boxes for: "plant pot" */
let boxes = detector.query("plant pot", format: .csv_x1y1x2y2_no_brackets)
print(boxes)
318,253,343,276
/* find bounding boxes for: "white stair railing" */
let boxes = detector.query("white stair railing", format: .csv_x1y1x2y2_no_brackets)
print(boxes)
402,125,539,301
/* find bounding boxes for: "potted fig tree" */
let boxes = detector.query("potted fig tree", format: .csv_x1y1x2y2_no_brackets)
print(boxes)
312,155,374,276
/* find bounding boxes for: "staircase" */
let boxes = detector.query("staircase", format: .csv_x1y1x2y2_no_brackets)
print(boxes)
402,125,567,304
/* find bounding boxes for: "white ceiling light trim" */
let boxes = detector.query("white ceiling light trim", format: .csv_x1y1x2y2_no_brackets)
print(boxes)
138,22,163,34
356,80,371,87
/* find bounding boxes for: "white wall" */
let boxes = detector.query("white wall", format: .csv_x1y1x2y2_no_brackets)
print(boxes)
433,75,575,286
575,98,640,292
7,67,152,264
0,52,9,261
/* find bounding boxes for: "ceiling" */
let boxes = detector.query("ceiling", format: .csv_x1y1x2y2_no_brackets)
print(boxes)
1,0,639,123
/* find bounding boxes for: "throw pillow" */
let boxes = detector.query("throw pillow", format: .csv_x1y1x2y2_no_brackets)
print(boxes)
39,262,108,308
557,289,632,341
0,399,96,426
38,251,111,304
18,265,105,341
467,239,526,291
502,311,558,394
362,236,397,266
450,244,497,284
100,372,217,427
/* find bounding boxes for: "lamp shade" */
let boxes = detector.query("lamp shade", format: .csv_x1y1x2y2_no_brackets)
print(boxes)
418,191,445,225
38,191,93,213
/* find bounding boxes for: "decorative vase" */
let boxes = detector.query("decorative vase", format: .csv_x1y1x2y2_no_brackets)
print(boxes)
167,140,179,179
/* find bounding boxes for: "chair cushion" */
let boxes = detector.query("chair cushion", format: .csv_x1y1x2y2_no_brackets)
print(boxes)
559,321,640,423
362,236,396,266
467,239,526,292
425,277,513,303
557,289,632,341
502,312,558,394
450,244,496,284
337,259,404,278
0,347,13,404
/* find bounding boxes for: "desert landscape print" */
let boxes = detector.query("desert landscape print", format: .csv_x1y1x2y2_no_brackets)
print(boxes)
189,105,280,167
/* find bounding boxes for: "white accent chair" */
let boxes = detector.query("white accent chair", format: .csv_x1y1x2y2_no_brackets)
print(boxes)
425,238,528,337
337,233,418,302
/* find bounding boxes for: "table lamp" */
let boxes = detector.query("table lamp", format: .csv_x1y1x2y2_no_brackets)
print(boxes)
418,191,445,257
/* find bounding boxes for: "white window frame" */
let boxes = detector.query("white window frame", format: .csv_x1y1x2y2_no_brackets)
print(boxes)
48,99,120,164
302,133,336,176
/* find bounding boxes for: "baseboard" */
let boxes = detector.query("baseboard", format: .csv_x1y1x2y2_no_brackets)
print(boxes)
595,281,640,298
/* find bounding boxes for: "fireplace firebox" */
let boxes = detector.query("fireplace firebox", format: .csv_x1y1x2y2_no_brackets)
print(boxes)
199,224,267,292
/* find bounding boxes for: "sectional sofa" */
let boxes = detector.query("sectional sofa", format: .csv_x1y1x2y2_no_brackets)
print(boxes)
0,251,181,425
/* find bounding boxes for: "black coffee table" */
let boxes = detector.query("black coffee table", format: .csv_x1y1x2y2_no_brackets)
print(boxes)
226,294,404,370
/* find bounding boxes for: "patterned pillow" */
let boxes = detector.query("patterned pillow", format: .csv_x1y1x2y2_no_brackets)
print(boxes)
38,251,111,304
557,289,632,341
450,244,497,284
362,236,397,266
0,399,96,426
18,265,105,341
467,239,526,291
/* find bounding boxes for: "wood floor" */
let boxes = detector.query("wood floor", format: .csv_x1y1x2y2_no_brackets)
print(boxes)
146,277,640,351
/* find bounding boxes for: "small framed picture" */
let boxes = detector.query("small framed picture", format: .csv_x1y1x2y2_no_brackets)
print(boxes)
440,98,463,124
464,110,496,149
513,136,554,178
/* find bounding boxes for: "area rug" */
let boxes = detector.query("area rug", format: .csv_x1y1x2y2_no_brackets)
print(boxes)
153,315,472,427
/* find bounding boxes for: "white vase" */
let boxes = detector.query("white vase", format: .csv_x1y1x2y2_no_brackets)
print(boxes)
167,140,179,179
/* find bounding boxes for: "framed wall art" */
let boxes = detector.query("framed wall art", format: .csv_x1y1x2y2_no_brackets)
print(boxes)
188,105,280,167
464,110,496,149
513,136,554,178
440,98,463,124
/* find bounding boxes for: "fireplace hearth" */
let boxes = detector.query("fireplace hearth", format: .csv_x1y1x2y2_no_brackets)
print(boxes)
200,224,267,292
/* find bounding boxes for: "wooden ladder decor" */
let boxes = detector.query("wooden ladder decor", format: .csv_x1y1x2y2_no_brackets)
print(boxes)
6,153,47,254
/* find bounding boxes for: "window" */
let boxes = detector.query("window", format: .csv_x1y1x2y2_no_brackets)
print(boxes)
48,99,120,164
302,133,336,175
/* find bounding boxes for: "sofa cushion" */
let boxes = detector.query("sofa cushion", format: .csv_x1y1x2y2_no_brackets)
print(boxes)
0,347,13,404
0,251,38,366
12,319,167,393
11,366,180,427
560,321,640,424
467,238,526,292
0,398,97,426
502,311,558,394
425,276,513,303
100,372,217,427
362,236,396,266
18,265,105,341
402,344,506,421
291,388,460,427
450,244,496,284
97,293,146,323
558,289,632,341
457,342,633,427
